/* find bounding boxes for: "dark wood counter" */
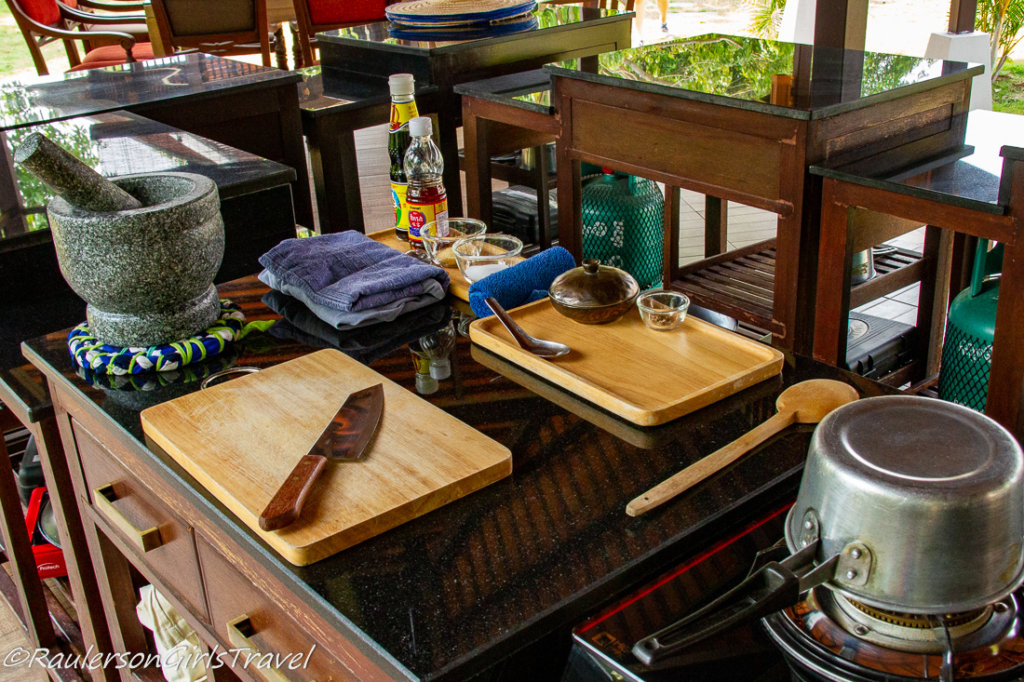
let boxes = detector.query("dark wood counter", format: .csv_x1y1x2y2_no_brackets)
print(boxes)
547,35,981,354
24,276,894,680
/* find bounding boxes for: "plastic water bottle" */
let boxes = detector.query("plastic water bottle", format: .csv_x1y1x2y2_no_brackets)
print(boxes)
403,116,448,250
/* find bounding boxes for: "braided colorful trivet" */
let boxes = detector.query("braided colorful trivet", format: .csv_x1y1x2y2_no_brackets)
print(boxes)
67,300,271,375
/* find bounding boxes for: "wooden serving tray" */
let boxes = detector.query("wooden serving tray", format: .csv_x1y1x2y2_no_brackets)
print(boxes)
469,298,784,426
141,349,512,565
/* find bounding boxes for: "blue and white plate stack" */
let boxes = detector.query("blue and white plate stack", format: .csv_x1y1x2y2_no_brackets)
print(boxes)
385,0,539,40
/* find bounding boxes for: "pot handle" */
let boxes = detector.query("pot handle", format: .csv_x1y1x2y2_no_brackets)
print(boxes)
632,541,836,665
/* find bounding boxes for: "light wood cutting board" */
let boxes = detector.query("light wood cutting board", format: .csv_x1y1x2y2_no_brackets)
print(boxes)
470,298,784,426
140,349,512,565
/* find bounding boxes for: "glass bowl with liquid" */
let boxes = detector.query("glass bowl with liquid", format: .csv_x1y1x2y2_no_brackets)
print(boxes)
452,234,523,282
420,218,487,268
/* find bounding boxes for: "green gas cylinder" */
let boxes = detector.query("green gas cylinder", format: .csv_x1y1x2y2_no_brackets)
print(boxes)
938,240,1003,412
581,168,665,289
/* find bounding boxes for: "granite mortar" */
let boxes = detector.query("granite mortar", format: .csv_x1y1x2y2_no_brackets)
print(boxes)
47,172,225,348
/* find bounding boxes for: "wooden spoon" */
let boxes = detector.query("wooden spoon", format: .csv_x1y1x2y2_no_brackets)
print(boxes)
626,379,859,517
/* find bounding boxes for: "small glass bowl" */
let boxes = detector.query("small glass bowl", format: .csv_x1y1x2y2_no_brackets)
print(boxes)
636,290,690,331
452,234,523,282
420,217,487,268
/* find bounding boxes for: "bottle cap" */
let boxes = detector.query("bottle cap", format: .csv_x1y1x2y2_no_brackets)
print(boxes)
388,73,415,96
429,358,451,380
409,116,432,138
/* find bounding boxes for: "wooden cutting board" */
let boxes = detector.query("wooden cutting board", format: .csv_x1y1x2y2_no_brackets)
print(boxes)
470,298,784,426
140,349,512,565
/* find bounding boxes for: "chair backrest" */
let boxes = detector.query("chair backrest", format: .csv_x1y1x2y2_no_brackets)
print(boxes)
149,0,271,65
290,0,386,66
6,0,79,74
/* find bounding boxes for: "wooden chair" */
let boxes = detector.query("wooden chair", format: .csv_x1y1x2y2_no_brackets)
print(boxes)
290,0,387,66
149,0,274,67
6,0,151,75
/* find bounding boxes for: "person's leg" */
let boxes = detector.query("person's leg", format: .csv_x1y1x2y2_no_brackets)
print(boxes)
657,0,669,30
634,0,648,34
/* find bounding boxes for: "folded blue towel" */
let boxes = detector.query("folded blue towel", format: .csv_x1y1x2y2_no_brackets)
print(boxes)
258,231,449,329
469,246,575,318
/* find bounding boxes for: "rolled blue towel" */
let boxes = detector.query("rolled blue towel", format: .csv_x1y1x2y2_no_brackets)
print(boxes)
469,246,576,318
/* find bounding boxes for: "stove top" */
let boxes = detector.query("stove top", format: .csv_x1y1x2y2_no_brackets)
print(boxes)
569,505,1024,682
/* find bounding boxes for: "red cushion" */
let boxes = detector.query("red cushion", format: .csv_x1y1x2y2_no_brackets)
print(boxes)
64,0,77,8
307,0,386,27
67,42,155,70
20,0,61,26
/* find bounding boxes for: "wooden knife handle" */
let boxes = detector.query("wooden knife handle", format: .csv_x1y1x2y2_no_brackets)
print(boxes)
626,410,797,517
259,454,328,531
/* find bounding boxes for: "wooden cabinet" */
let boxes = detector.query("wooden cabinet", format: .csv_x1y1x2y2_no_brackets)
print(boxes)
73,419,208,621
48,383,400,681
196,537,355,682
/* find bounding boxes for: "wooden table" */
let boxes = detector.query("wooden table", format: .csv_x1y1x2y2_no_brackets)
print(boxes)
812,109,1024,438
548,35,980,354
0,111,300,682
23,274,895,681
0,53,311,230
315,2,632,219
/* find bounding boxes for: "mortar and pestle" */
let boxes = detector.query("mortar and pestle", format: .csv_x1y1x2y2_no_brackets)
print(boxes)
16,133,225,348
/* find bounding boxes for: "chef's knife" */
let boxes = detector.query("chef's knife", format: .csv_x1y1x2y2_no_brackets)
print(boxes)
259,383,385,531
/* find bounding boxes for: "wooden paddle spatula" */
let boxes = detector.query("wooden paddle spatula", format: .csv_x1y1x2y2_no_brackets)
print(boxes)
260,384,385,531
626,379,859,517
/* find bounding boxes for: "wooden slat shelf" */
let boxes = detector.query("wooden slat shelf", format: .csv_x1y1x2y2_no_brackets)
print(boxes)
670,239,925,335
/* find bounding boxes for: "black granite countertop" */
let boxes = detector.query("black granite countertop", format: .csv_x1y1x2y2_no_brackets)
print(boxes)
22,277,895,680
0,53,301,132
545,33,983,120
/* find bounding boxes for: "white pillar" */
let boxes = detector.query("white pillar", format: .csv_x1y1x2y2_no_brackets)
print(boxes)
924,31,993,110
779,0,817,44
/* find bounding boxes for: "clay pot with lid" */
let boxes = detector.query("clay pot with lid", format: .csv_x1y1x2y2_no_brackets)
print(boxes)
548,258,640,324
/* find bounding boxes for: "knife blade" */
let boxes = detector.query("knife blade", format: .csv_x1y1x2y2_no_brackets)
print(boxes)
259,383,384,531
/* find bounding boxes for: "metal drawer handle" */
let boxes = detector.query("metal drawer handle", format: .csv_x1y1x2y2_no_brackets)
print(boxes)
92,484,162,552
226,616,291,682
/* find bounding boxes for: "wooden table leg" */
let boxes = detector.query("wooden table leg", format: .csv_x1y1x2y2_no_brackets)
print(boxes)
0,428,55,650
556,152,583,261
812,177,853,367
663,186,680,284
917,225,954,377
305,119,364,234
987,164,1024,434
33,416,118,681
536,147,552,249
462,107,491,227
435,92,464,217
0,133,29,236
704,195,728,257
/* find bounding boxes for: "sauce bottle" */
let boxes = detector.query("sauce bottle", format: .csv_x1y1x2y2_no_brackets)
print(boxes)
403,116,448,250
388,73,419,241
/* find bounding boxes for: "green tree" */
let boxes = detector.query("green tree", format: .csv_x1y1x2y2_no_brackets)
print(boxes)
749,0,1024,81
977,0,1024,79
1,81,99,233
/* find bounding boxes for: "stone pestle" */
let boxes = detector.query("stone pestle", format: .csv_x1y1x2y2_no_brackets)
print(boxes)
14,132,143,212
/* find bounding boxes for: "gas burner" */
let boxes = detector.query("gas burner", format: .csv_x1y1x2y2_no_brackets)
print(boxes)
827,592,997,654
762,589,1024,681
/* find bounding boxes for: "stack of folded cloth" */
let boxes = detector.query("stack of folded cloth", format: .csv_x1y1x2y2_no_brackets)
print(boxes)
264,289,451,365
258,231,450,330
468,246,575,319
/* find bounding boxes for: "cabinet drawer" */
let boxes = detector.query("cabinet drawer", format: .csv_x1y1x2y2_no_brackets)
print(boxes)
196,538,354,682
73,420,207,619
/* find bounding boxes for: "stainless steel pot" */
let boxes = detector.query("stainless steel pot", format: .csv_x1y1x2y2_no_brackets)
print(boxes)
633,395,1024,665
788,395,1024,614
